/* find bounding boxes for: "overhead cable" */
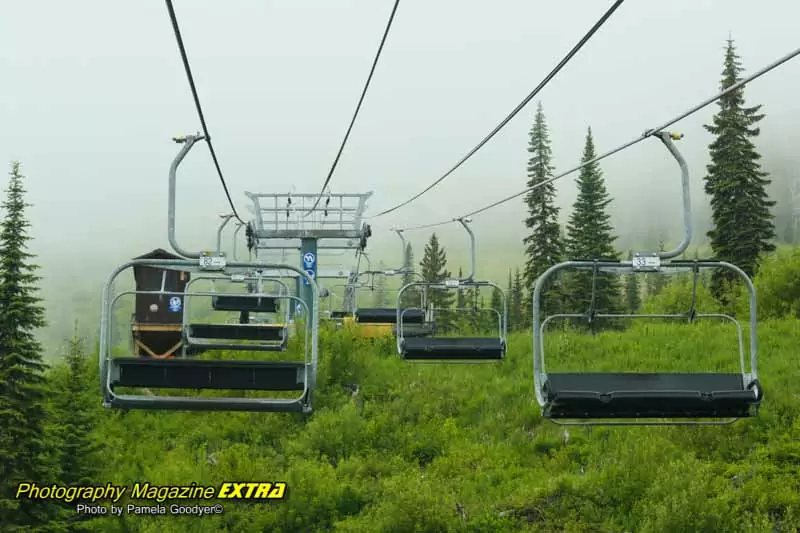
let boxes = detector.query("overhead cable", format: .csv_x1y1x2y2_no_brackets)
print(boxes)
367,0,626,219
165,0,244,223
303,0,402,216
391,44,800,232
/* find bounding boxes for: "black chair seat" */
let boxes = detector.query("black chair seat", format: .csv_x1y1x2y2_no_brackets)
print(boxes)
111,357,306,391
355,308,425,324
187,323,286,341
212,295,278,313
543,372,761,419
401,337,504,360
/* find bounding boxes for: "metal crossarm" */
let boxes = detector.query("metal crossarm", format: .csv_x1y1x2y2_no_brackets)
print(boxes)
245,191,372,246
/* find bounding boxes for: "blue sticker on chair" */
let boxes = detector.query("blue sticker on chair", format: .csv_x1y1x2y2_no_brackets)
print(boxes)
168,297,182,312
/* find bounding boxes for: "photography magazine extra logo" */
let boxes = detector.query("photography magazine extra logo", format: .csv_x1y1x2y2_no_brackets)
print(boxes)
15,481,287,516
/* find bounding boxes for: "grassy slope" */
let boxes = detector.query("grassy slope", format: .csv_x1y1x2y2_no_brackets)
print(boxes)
87,319,800,533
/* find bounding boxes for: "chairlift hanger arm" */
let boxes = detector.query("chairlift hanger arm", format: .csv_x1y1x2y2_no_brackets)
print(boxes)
393,227,408,271
232,222,244,261
359,251,372,272
216,213,235,255
456,217,476,281
169,134,246,260
626,131,687,270
165,0,243,225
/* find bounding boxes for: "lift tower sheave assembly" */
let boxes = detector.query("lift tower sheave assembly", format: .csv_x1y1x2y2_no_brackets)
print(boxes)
244,191,373,325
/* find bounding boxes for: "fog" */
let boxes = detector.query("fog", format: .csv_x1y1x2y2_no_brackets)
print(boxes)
1,1,799,350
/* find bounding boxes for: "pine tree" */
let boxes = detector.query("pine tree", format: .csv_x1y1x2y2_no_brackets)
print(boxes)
624,274,641,312
522,102,563,316
399,243,420,307
54,324,100,490
419,234,455,331
511,267,524,330
704,38,776,302
564,128,622,323
371,261,388,307
490,288,503,334
456,267,467,309
506,270,514,330
0,162,61,530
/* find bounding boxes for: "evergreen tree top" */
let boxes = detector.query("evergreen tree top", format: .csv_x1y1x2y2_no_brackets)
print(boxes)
522,100,564,294
702,36,776,288
0,161,46,333
420,233,451,282
580,127,601,176
712,38,764,123
526,101,556,186
565,127,618,260
573,127,611,212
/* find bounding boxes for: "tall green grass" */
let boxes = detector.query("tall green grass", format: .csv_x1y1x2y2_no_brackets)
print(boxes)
85,318,800,532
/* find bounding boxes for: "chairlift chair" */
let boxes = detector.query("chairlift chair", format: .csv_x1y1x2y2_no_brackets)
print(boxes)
396,218,507,361
349,232,434,338
129,248,189,359
204,212,288,333
353,230,418,323
531,132,762,425
100,256,320,413
354,270,430,333
184,272,291,354
320,284,350,325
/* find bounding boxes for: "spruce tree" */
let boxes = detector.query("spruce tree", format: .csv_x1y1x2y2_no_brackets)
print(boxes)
52,324,100,508
419,234,454,331
522,102,563,315
399,243,420,307
0,162,60,530
455,267,470,331
456,267,466,309
511,267,524,330
371,261,388,307
704,38,776,301
564,128,622,322
506,270,514,330
490,288,503,334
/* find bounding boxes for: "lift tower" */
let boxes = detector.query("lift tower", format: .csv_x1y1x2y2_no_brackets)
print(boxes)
244,191,373,325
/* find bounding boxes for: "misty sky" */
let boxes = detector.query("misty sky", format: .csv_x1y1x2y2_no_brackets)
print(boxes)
2,0,799,303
